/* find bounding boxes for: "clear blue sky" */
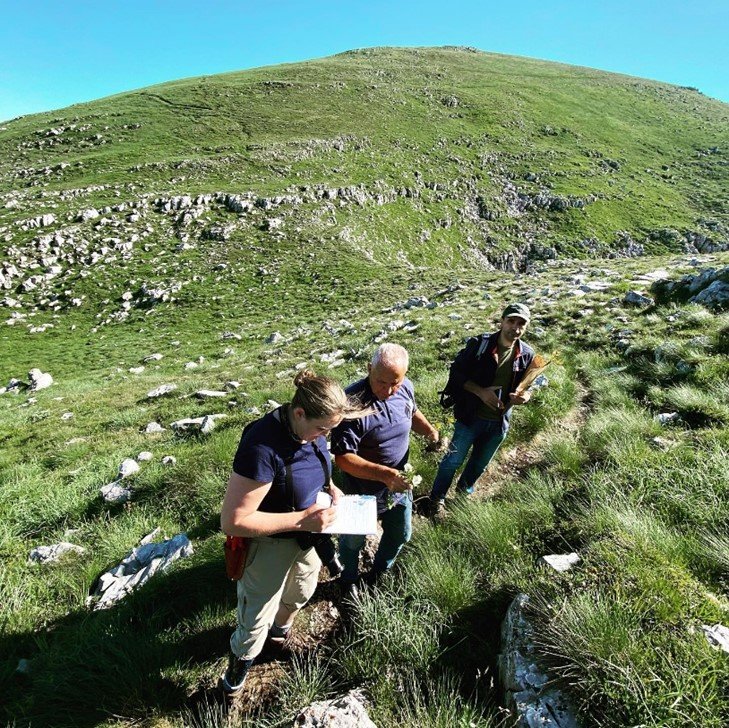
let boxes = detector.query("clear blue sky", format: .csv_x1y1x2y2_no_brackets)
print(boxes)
1,0,727,122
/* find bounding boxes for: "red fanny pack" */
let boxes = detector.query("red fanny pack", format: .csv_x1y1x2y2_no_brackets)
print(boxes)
224,535,250,581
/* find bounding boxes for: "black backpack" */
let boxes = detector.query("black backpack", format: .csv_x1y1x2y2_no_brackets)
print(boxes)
439,334,491,409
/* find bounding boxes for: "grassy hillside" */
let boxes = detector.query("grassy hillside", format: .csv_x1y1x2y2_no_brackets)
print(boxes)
0,47,727,727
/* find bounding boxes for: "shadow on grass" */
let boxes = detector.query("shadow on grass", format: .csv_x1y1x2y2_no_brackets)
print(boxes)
1,554,236,728
432,585,517,704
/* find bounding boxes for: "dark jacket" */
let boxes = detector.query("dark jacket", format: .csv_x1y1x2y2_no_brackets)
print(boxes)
448,331,534,429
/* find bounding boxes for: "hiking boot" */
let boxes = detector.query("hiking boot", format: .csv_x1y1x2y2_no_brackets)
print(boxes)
268,622,291,646
339,577,360,601
455,483,475,496
426,497,446,521
221,653,253,695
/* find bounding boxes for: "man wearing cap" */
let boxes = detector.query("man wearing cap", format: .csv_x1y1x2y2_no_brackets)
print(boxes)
426,303,535,517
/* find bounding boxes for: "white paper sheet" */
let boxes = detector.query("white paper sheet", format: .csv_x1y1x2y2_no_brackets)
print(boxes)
320,494,378,535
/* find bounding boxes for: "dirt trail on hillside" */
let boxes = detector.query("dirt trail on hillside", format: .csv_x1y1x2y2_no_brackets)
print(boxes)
477,382,589,499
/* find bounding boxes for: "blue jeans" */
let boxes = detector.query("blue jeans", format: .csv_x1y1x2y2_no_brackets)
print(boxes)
429,419,507,500
338,497,412,583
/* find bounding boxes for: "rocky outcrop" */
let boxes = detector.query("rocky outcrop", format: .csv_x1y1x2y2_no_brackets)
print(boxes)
651,266,729,310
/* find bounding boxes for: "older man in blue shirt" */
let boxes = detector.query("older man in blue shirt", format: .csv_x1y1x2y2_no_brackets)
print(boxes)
330,343,440,594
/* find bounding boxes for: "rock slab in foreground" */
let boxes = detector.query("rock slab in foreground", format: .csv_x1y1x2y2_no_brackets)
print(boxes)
499,593,579,728
89,532,193,610
295,690,377,727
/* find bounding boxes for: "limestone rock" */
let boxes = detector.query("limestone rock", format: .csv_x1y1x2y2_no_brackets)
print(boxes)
295,690,377,728
539,553,581,573
162,455,177,466
118,458,140,478
137,451,153,461
692,279,729,309
147,383,177,398
144,421,166,434
624,290,654,307
28,368,53,391
101,481,132,503
29,541,86,564
499,594,578,728
89,532,193,610
656,412,679,425
701,623,729,654
194,389,227,399
170,413,226,433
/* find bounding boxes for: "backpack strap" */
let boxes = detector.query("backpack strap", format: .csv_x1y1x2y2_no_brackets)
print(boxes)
475,333,491,359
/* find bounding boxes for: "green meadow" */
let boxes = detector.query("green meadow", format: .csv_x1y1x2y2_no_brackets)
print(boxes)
1,47,727,726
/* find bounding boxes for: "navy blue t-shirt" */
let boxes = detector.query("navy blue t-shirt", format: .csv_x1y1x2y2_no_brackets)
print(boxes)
330,377,416,511
232,408,331,515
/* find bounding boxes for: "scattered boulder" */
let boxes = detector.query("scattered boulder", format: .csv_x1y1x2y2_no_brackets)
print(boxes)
623,290,654,307
118,458,140,478
147,383,177,398
137,451,153,462
656,412,679,425
194,390,227,399
692,279,729,309
267,331,284,344
295,690,377,728
89,532,193,610
100,481,132,504
75,208,100,222
701,624,729,654
143,353,163,362
28,541,86,564
162,455,177,466
538,553,580,573
170,414,225,434
28,368,53,391
144,421,166,434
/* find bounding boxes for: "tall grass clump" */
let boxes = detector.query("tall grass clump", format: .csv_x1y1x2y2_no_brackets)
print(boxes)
531,589,729,727
336,586,444,683
390,671,502,728
276,654,337,716
402,539,480,617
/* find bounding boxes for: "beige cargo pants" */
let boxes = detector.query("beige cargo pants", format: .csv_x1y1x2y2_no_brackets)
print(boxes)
230,535,321,660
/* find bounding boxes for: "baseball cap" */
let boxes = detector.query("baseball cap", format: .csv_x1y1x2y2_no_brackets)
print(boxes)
501,303,531,322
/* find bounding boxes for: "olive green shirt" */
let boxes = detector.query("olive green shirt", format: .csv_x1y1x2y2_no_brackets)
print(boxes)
476,340,515,420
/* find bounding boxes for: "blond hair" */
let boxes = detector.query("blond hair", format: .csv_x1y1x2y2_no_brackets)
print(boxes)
292,369,371,420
